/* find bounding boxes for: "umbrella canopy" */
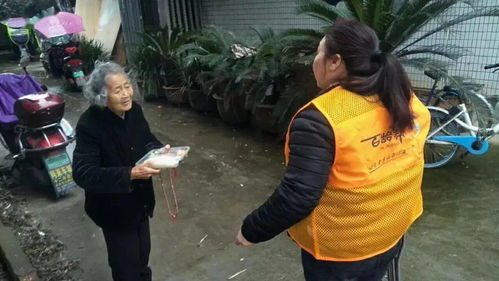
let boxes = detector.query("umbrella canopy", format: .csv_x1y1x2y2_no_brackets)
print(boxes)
34,12,84,38
5,18,27,28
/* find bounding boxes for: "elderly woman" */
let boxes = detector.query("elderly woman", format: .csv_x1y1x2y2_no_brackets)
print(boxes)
73,62,165,281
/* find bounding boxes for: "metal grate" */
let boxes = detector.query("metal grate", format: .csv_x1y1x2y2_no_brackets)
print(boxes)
404,0,499,97
196,1,499,96
199,0,322,37
118,0,144,59
159,0,202,31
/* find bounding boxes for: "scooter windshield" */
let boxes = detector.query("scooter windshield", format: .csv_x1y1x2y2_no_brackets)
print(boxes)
48,34,71,46
8,28,30,45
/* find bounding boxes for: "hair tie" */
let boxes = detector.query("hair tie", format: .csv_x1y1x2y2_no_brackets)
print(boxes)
371,49,385,63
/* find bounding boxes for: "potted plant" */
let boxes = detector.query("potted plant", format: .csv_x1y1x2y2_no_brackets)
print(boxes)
212,45,256,125
181,26,254,123
131,34,164,100
77,35,111,74
162,61,188,106
135,26,192,103
246,27,310,134
212,71,255,126
188,70,217,113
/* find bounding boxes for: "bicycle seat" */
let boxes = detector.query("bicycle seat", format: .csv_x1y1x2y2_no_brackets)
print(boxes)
443,85,458,92
424,70,443,81
424,69,447,81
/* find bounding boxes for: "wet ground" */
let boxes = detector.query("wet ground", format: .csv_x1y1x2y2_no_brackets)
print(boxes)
0,59,498,281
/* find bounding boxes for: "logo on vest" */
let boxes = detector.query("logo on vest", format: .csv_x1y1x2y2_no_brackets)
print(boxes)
361,130,405,148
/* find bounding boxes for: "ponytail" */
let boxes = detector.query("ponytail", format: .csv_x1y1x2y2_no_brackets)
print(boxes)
377,52,414,132
324,20,415,132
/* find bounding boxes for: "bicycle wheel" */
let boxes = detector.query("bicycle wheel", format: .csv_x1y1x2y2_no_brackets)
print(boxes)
467,92,495,127
424,108,460,168
435,91,494,128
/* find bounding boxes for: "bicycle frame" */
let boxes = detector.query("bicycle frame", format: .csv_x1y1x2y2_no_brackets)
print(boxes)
424,78,440,106
426,105,498,155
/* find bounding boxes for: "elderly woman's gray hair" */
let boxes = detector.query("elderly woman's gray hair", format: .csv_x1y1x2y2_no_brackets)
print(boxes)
83,61,132,106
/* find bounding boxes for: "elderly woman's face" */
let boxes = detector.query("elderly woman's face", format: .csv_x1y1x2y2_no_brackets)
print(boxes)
105,73,134,115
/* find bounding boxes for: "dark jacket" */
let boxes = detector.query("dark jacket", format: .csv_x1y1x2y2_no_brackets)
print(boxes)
72,102,163,231
241,107,335,243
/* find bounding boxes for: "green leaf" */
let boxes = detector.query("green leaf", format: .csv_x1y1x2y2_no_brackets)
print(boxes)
400,57,452,73
251,26,276,43
402,6,499,51
343,0,367,22
396,44,470,60
384,0,459,52
296,0,355,25
282,28,324,40
364,0,395,40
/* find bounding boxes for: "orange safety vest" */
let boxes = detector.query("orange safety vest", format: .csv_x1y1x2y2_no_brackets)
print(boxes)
285,87,430,262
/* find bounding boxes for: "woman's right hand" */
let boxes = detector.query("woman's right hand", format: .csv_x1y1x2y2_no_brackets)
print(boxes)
130,163,160,180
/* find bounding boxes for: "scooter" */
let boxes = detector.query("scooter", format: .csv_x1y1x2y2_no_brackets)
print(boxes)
35,33,72,75
62,45,87,89
33,23,89,89
36,34,88,89
0,73,76,199
2,18,31,74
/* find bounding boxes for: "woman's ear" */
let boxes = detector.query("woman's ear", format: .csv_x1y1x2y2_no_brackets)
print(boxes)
327,54,342,72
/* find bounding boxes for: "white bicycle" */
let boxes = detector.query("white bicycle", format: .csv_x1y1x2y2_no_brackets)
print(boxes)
424,64,499,168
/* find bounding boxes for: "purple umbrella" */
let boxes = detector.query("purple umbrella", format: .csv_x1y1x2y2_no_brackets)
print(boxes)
5,18,27,28
34,12,84,38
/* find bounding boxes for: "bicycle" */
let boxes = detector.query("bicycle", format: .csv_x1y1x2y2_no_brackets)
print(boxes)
424,64,499,168
421,69,495,128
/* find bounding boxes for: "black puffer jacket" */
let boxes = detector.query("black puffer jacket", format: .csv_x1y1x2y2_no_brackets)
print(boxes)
72,102,163,231
241,107,334,243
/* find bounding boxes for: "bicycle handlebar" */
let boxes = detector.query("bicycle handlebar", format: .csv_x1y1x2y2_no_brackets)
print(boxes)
484,63,499,69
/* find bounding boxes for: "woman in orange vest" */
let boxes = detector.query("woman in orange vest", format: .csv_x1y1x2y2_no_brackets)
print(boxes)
234,19,430,281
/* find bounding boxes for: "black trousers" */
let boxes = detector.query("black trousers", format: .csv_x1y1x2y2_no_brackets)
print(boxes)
102,218,152,281
301,238,403,281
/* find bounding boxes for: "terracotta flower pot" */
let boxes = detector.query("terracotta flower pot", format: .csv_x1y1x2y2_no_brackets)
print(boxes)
252,103,278,134
213,93,250,126
164,86,188,106
187,88,217,113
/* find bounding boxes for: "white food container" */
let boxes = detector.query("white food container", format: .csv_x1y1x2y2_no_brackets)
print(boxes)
135,146,190,169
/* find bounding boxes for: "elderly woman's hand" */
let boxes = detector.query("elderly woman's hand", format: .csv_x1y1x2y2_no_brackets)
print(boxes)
131,162,160,180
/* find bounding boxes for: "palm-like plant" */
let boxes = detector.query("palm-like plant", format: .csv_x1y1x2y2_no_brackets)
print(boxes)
180,26,252,96
132,26,192,99
248,27,294,106
245,27,317,134
77,35,111,73
179,26,256,124
292,0,499,74
132,37,162,99
288,0,499,127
